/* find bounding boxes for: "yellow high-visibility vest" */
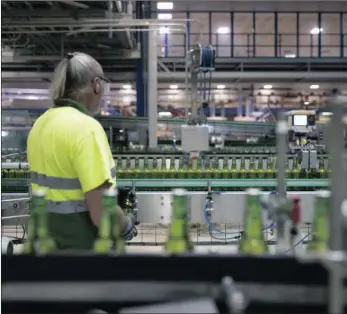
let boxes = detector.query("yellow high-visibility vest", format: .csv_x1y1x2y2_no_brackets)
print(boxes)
27,99,115,250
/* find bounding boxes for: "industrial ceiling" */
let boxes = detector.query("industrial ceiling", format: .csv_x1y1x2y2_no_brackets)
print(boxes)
1,0,138,73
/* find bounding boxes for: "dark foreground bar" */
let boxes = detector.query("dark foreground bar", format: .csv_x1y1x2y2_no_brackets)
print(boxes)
2,254,347,313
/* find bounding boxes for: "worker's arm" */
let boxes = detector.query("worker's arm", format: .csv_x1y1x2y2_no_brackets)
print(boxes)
72,124,132,235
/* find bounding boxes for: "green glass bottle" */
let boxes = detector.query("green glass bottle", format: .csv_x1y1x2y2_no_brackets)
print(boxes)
239,188,268,254
24,190,56,255
165,189,194,253
307,190,330,252
94,189,125,254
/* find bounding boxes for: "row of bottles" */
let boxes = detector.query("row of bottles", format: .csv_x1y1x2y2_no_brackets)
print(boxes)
22,188,193,255
1,167,331,181
116,168,331,179
240,188,330,254
22,187,329,256
114,155,330,171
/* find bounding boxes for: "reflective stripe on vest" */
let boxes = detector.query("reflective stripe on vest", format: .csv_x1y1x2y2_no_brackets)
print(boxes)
47,200,88,214
30,167,117,190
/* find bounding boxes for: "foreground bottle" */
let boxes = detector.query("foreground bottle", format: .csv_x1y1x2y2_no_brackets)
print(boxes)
239,188,268,254
94,189,125,254
307,190,330,252
165,189,194,253
24,190,56,255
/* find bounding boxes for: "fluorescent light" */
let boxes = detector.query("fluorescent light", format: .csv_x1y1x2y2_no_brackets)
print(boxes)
217,85,226,89
159,27,170,34
170,84,178,89
217,27,230,34
304,101,310,105
263,84,272,89
158,13,172,20
310,84,319,89
285,54,296,58
310,27,323,35
157,2,173,10
122,84,132,90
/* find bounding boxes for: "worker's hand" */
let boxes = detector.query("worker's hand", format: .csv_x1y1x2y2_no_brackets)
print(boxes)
127,213,140,226
122,215,138,241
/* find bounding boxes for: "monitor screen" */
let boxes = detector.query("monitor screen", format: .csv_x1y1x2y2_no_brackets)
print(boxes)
293,115,307,126
128,130,139,142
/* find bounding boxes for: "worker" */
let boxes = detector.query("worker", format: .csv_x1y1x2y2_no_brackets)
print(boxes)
27,52,137,250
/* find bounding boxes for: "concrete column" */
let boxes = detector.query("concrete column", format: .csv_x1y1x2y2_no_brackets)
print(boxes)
147,26,158,148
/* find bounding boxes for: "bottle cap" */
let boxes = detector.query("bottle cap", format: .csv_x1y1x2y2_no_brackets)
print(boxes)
172,189,186,196
32,189,46,197
317,190,331,198
246,188,261,195
103,188,118,197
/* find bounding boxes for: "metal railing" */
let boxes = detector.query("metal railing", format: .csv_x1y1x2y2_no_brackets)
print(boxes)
158,32,346,58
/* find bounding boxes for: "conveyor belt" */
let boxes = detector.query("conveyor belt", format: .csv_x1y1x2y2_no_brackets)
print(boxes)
2,178,330,188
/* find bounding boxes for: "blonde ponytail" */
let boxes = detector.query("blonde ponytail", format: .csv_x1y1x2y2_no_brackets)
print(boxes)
49,52,103,102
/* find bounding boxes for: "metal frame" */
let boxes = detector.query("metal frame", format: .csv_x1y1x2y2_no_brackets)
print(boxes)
325,94,347,313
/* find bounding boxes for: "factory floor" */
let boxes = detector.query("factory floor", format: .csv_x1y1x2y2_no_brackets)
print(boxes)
2,223,309,255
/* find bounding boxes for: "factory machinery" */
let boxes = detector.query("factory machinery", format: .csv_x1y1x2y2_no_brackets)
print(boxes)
2,44,347,313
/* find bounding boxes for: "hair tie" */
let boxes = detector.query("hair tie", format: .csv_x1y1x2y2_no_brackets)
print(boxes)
65,52,74,60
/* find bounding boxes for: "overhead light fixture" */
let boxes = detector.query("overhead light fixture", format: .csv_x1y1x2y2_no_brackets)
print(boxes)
217,27,230,34
169,84,178,89
304,101,310,105
122,84,132,90
157,2,173,10
310,27,323,35
310,84,319,89
217,85,226,89
159,27,170,34
263,84,272,89
158,13,172,20
285,54,296,58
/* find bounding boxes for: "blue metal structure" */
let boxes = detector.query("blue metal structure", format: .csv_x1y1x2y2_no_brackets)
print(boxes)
135,9,347,117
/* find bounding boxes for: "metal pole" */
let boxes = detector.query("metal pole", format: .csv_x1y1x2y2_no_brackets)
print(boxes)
275,111,288,252
327,93,346,313
190,71,198,120
276,111,287,199
237,85,243,117
147,26,158,148
184,26,189,119
329,94,345,250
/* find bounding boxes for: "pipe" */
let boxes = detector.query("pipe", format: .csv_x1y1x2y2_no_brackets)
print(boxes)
2,198,30,203
2,236,14,255
57,0,89,9
2,162,28,169
4,18,202,39
184,28,189,118
4,18,201,26
108,0,114,39
237,85,243,117
3,27,186,35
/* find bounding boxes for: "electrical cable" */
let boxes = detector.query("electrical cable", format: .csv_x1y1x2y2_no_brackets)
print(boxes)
203,198,276,241
282,233,311,253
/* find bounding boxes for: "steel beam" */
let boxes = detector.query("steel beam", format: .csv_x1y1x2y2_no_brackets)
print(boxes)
2,50,140,63
161,57,347,65
157,72,347,82
2,71,136,81
3,70,346,83
1,9,107,18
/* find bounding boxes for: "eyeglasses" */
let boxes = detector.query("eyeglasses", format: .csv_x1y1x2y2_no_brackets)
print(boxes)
93,76,110,83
